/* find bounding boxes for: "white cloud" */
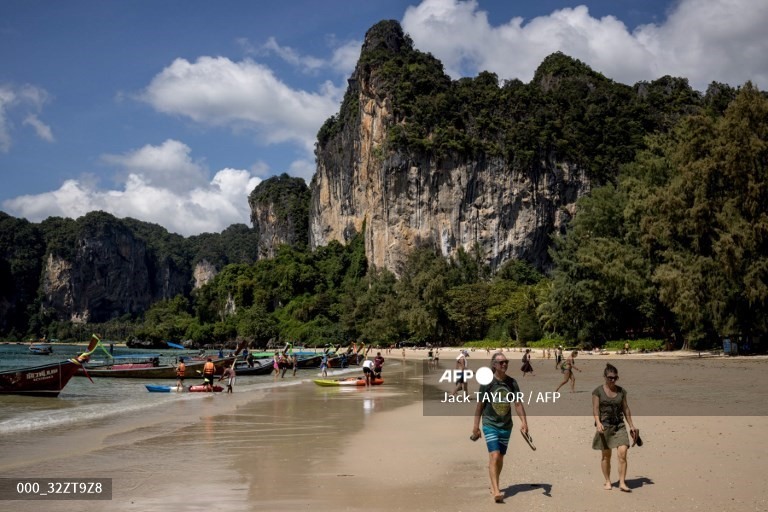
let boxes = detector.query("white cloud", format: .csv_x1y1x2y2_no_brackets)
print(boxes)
288,158,317,183
0,83,54,151
2,140,263,236
239,35,361,77
262,37,326,72
140,56,341,152
101,139,207,194
402,0,768,91
23,115,55,142
329,39,362,76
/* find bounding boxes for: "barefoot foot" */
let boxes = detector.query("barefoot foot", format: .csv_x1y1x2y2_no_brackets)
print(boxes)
604,482,613,490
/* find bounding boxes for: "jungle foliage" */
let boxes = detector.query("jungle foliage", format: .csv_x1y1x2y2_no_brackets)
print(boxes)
1,26,766,350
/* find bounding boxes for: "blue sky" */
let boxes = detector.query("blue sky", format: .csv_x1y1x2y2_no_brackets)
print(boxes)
1,0,766,236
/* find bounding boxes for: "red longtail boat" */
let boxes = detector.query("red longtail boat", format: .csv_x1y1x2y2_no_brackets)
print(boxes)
0,335,99,397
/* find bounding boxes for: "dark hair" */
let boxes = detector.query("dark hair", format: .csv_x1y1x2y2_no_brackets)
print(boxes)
604,363,618,377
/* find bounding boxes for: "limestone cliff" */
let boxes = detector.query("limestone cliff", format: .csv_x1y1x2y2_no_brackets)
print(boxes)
248,174,310,258
193,259,218,289
41,213,189,323
310,21,591,274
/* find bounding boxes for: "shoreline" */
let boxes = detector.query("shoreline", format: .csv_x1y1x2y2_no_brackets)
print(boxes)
1,356,766,511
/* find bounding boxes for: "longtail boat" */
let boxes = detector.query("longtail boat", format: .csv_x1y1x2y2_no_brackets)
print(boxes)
75,356,236,379
29,343,53,355
0,335,100,397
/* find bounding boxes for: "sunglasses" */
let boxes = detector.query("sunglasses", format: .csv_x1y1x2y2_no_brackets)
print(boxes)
496,360,509,365
606,376,619,381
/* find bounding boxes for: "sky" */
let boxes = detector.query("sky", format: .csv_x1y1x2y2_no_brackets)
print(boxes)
1,0,767,236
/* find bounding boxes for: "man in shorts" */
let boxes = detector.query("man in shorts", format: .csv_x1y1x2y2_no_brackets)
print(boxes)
472,352,529,503
362,357,375,386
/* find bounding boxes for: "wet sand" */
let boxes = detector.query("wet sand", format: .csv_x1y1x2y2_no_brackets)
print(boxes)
1,351,766,511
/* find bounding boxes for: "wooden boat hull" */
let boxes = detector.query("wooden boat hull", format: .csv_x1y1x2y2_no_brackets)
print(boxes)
235,359,275,375
313,377,383,387
0,335,98,397
295,354,323,369
0,360,84,397
76,356,236,379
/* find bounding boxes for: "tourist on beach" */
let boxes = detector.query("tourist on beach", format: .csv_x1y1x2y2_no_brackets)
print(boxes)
451,350,470,396
175,357,186,391
592,363,638,492
373,352,385,378
555,346,563,368
219,363,236,393
472,352,529,503
202,357,216,392
273,352,281,380
555,351,581,393
280,353,289,378
320,353,329,378
521,348,535,377
292,354,298,376
362,357,375,386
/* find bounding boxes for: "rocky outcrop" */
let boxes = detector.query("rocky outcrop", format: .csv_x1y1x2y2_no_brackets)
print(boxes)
310,21,591,274
248,174,310,258
193,259,218,289
41,213,189,323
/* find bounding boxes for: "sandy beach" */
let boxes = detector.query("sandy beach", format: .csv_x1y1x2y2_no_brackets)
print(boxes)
1,349,766,512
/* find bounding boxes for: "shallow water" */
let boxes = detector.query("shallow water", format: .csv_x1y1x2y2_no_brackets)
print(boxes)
0,350,423,511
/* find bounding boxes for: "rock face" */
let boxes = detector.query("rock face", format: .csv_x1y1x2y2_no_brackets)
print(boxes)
248,174,310,259
310,21,591,274
41,215,189,323
193,259,218,289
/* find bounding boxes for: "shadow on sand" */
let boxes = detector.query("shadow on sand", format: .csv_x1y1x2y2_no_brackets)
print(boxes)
502,482,553,498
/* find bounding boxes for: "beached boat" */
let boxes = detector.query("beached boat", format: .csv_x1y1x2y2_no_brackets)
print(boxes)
76,355,236,379
29,344,53,355
312,377,384,387
145,384,223,393
0,336,100,397
83,353,161,370
235,358,275,376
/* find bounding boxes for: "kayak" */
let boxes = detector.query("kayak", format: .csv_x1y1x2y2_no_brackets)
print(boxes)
313,377,383,387
145,384,223,393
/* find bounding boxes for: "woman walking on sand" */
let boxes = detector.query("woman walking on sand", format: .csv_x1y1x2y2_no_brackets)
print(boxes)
592,363,638,492
520,348,534,377
555,350,581,393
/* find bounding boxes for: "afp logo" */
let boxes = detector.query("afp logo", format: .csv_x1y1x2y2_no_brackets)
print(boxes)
437,366,495,386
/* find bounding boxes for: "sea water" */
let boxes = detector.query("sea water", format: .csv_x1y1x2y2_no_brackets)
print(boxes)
0,344,364,435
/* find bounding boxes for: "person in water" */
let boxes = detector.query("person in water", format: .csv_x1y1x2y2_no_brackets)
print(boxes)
373,352,385,379
176,357,186,391
219,363,236,393
202,357,216,392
